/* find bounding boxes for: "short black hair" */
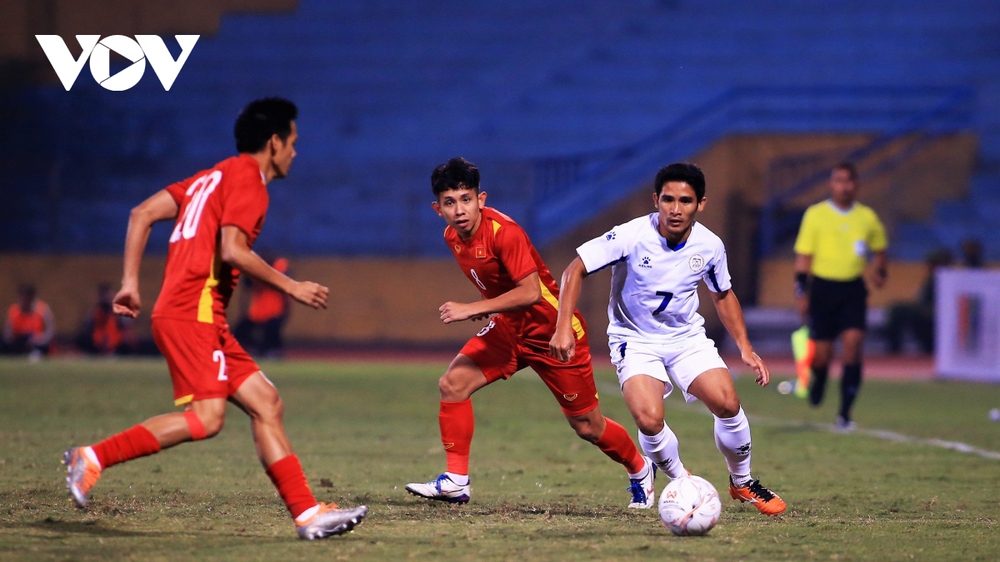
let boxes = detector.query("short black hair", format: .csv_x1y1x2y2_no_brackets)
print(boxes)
833,161,858,181
431,157,481,197
234,97,298,153
654,162,706,200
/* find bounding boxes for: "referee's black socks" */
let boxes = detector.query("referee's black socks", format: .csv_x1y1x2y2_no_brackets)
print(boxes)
839,363,863,420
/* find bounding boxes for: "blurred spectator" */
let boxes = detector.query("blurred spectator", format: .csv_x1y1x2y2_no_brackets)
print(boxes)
959,238,983,268
885,248,953,355
234,256,290,358
76,283,138,355
2,284,55,360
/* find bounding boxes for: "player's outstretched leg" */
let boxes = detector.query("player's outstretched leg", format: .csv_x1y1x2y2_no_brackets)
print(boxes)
63,423,163,508
406,398,474,504
234,373,367,538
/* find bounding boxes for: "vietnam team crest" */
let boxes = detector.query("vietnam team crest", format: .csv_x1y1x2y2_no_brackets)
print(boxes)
454,244,461,253
475,246,487,259
562,393,579,402
689,254,705,272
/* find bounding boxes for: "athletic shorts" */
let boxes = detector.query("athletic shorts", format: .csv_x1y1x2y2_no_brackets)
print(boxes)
808,276,867,341
609,334,728,403
460,315,599,417
152,317,260,406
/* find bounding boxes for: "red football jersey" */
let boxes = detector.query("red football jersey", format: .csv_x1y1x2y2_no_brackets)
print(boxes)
444,206,586,347
152,154,268,326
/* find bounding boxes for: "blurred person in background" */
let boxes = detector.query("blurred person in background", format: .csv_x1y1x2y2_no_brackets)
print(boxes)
794,162,887,431
884,248,953,355
959,238,983,268
234,256,290,358
2,284,55,360
76,283,138,356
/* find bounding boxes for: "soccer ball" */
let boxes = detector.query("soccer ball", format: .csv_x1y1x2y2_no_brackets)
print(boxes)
658,475,722,536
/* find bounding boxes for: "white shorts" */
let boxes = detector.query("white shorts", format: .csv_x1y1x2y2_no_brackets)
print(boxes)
609,334,728,403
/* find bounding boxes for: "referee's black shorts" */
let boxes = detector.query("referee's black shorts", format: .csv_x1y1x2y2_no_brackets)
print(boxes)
808,276,868,341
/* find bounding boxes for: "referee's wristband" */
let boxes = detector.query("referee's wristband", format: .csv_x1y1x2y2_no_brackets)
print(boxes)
794,272,810,297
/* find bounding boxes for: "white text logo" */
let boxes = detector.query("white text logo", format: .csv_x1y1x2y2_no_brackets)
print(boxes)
35,35,199,91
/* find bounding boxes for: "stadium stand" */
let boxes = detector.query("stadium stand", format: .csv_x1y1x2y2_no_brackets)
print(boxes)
2,0,998,261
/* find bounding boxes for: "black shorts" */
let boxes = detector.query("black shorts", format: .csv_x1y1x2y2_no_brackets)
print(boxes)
808,276,868,341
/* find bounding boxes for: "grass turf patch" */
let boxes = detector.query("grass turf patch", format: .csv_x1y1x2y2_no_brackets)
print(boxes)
0,358,997,560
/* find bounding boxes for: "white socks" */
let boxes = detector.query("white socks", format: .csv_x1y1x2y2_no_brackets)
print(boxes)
445,472,469,486
638,423,687,479
714,407,752,478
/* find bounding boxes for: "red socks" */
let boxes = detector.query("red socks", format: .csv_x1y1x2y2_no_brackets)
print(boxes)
265,454,318,520
439,399,474,475
595,417,645,474
91,424,162,470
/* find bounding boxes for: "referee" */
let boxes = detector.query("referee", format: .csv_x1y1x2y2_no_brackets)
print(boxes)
793,162,887,430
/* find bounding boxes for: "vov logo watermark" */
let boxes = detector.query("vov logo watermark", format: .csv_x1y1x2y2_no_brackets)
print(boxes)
35,35,199,91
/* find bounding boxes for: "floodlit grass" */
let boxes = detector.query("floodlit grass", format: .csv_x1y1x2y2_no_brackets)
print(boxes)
1,357,998,560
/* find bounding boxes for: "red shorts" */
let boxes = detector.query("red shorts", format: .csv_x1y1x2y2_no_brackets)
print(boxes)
152,317,260,406
460,315,599,416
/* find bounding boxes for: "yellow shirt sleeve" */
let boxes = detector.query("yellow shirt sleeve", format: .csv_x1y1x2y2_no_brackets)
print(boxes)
793,205,818,255
867,208,888,252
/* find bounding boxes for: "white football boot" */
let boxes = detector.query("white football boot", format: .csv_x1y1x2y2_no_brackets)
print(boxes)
405,474,471,504
627,457,657,509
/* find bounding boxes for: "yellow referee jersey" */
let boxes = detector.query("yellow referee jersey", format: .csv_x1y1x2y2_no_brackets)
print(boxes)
793,200,887,281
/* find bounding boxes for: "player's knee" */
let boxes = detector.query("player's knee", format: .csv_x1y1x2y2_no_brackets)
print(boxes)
710,397,741,419
567,416,602,443
633,412,664,435
438,373,467,401
258,393,285,423
186,409,223,440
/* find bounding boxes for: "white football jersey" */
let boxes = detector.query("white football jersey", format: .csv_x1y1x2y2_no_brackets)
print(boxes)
576,214,732,345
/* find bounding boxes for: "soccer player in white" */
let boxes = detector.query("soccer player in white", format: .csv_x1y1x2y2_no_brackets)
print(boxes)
550,162,786,516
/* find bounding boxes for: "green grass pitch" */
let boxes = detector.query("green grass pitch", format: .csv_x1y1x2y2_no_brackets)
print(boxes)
1,357,998,560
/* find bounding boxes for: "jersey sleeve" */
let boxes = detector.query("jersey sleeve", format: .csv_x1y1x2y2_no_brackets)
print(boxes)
703,243,733,293
220,168,266,237
867,209,888,252
793,206,818,255
163,172,200,205
576,224,630,274
495,222,538,283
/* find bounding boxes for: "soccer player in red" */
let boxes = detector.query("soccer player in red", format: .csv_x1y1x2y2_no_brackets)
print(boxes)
62,98,366,540
405,157,656,508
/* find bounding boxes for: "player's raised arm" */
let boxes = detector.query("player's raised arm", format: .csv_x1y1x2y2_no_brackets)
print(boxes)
710,289,769,386
219,226,328,310
439,271,541,323
114,189,179,318
549,256,588,362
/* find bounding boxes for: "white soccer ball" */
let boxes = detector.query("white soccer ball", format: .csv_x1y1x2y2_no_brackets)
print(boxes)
658,475,722,536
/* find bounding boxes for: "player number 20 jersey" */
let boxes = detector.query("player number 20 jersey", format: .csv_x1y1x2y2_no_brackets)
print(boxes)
152,154,269,326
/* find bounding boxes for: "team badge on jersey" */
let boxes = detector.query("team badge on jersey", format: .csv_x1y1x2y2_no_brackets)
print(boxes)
454,244,461,254
475,246,487,259
562,393,579,402
689,254,705,272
